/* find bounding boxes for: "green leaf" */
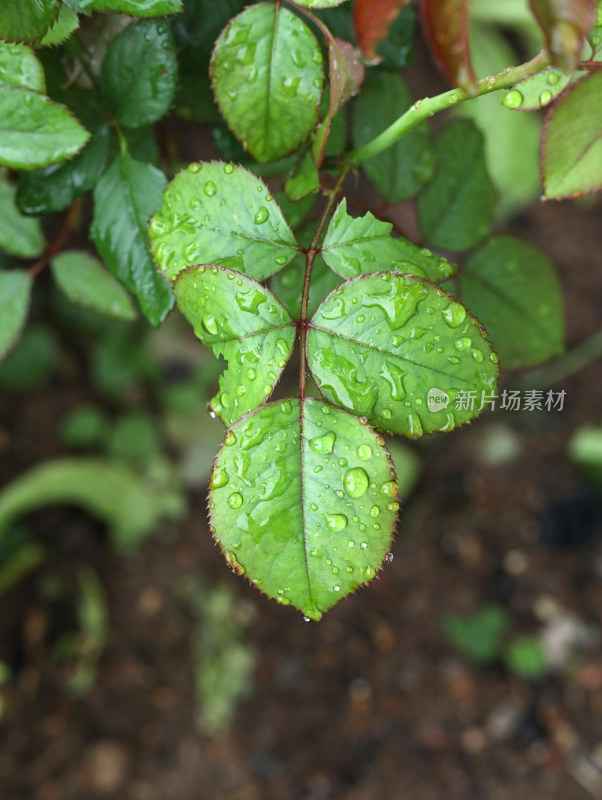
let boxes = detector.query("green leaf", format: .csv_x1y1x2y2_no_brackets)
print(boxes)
211,4,324,162
209,397,399,620
0,323,58,391
353,0,413,63
293,0,350,6
173,0,246,72
272,251,341,319
100,19,178,128
16,127,110,216
0,0,60,44
0,88,90,170
65,0,182,15
174,266,295,426
285,150,320,202
504,67,571,111
321,199,458,282
417,119,496,251
352,69,434,202
307,272,499,437
40,6,79,46
460,235,565,369
148,162,299,282
542,71,602,199
443,606,509,664
0,41,45,92
91,150,173,326
0,180,44,258
51,251,137,321
0,270,32,361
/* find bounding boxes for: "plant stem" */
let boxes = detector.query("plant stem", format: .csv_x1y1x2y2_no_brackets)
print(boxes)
514,327,602,390
298,166,350,399
29,198,82,279
345,50,550,167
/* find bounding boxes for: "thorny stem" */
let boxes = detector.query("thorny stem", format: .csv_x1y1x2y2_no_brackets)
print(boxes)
345,50,551,167
298,166,350,399
29,198,82,279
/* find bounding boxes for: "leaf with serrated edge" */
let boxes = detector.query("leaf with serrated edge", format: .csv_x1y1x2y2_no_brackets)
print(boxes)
542,71,602,199
0,0,60,44
461,236,564,368
0,180,44,259
65,0,182,15
209,397,398,620
91,151,173,326
149,162,298,282
101,19,178,128
0,42,45,92
417,119,495,251
211,4,324,162
353,0,412,62
40,7,80,46
322,199,457,282
51,251,137,321
0,89,90,170
175,266,295,426
0,270,32,361
307,272,499,437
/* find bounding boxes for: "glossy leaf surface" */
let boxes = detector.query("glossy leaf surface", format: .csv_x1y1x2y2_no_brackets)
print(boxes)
421,0,476,91
529,0,597,71
0,180,44,258
149,162,298,282
542,71,602,198
0,270,32,361
174,266,295,427
209,398,398,620
321,200,457,282
101,19,178,128
461,236,565,369
307,273,498,437
352,70,434,202
211,4,324,162
65,0,182,14
0,89,90,170
17,128,110,215
504,68,572,111
0,0,59,43
353,0,412,62
417,120,495,251
0,42,45,92
91,151,173,326
51,251,137,321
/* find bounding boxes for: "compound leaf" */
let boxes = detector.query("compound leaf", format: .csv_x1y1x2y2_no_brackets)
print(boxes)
91,150,173,326
417,119,495,251
0,41,45,92
0,270,32,361
149,162,299,282
420,0,476,92
461,235,565,368
307,272,499,437
321,200,458,282
352,70,434,202
101,19,178,128
542,71,602,199
175,265,295,427
209,397,399,620
66,0,182,15
211,4,324,162
0,89,90,170
353,0,412,63
0,179,44,258
0,0,60,44
51,251,137,321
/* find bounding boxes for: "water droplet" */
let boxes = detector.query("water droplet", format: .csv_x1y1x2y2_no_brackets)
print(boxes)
188,162,201,173
441,301,467,329
224,163,234,174
387,502,399,512
254,206,269,225
282,75,301,96
309,432,336,454
332,585,341,592
454,337,472,351
291,49,306,67
539,89,553,106
310,503,318,512
408,413,423,437
224,430,237,446
211,466,229,489
365,565,376,579
472,348,483,363
246,368,256,380
381,408,392,420
228,492,243,508
324,513,348,532
547,71,560,85
204,181,217,197
202,314,219,336
503,89,523,109
344,467,369,499
356,444,371,460
370,505,380,517
338,457,348,468
380,481,397,497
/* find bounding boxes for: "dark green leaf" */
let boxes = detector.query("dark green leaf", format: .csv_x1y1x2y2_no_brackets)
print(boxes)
353,70,434,202
272,252,341,319
417,119,496,251
0,270,32,361
0,88,90,170
0,41,45,92
321,199,458,281
373,4,417,69
211,4,324,162
91,151,173,326
209,397,399,619
51,251,137,321
0,0,60,44
307,272,499,437
0,180,44,258
40,6,79,46
542,71,602,199
461,235,565,369
149,162,299,282
17,127,110,215
65,0,182,15
0,323,58,391
101,19,178,128
172,0,245,72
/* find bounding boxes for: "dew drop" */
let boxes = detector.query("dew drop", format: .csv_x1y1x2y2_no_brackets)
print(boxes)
254,206,269,225
356,444,372,460
454,337,472,351
324,512,348,532
224,430,237,446
365,565,376,579
503,89,523,109
188,162,201,173
228,492,243,508
370,505,380,517
547,71,560,85
380,481,397,497
204,181,217,197
344,467,369,499
309,431,336,454
224,163,234,174
472,348,484,363
211,466,229,489
332,585,341,592
441,301,467,329
539,89,553,106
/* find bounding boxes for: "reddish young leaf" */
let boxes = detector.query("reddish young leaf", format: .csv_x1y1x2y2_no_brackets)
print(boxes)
353,0,412,63
529,0,597,71
420,0,477,93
